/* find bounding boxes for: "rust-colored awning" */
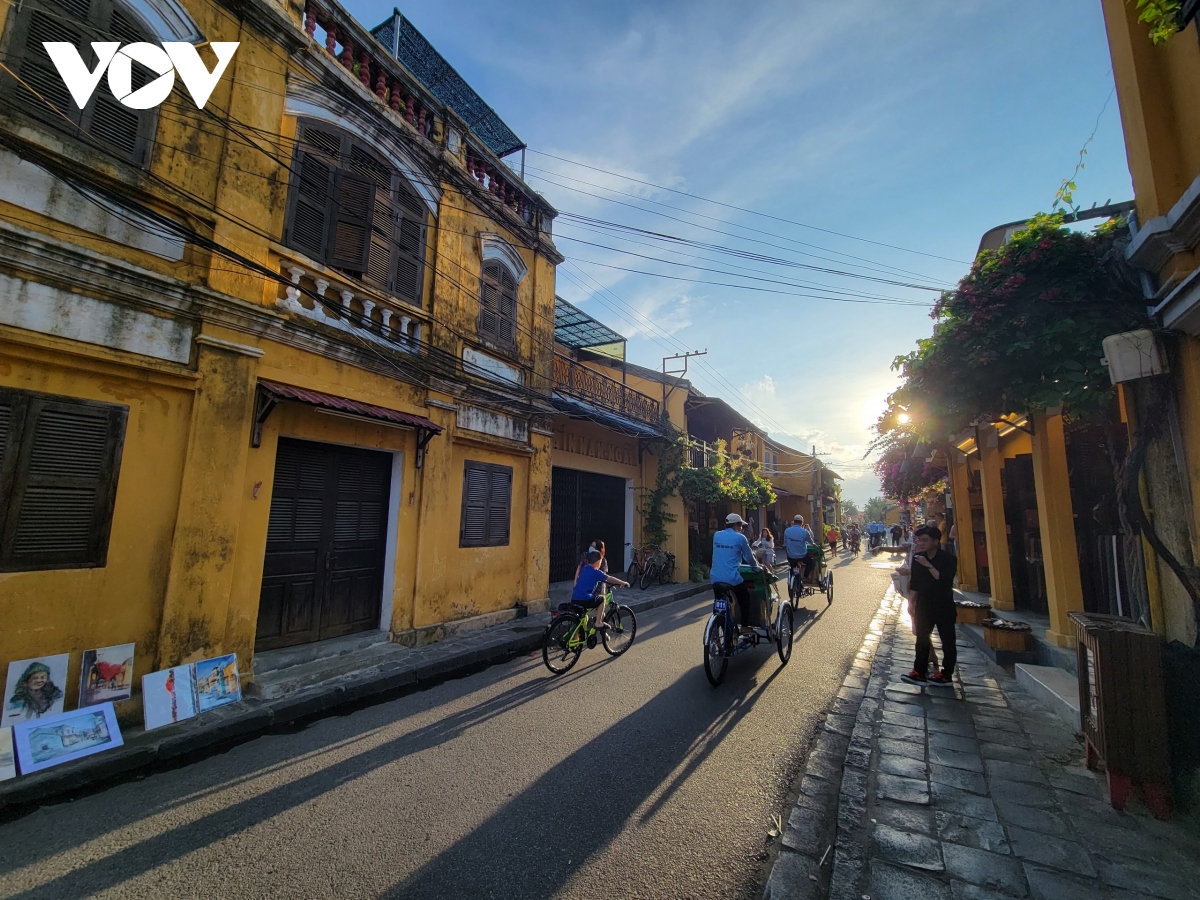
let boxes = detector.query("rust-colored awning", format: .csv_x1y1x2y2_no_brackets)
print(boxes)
253,380,442,464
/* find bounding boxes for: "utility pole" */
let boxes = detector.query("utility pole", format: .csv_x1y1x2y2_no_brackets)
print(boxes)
661,350,707,411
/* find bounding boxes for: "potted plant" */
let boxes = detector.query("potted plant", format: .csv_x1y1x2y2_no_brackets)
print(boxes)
955,599,993,625
981,617,1033,652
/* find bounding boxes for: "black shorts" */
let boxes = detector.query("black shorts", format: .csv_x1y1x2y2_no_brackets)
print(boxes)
569,594,604,610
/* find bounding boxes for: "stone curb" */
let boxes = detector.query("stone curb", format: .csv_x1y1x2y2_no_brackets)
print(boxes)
0,584,710,819
762,588,897,900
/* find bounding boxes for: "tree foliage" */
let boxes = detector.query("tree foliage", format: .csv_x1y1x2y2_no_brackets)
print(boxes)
864,497,889,523
887,215,1148,442
1129,0,1183,43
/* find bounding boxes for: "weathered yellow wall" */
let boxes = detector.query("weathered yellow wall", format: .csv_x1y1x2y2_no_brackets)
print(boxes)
0,330,194,716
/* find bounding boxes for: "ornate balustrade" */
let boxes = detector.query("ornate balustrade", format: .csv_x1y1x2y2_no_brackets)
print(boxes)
465,149,533,224
552,354,660,426
274,251,426,352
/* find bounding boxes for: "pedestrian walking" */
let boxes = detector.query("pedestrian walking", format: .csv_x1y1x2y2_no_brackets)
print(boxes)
901,525,958,688
893,533,938,675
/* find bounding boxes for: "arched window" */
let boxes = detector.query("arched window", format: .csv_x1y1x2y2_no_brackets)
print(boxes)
479,260,517,347
1,0,157,165
283,120,428,306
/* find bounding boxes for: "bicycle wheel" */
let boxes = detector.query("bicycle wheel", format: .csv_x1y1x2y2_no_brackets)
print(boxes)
657,556,675,585
602,604,637,656
777,602,794,665
626,560,641,585
639,562,659,590
703,614,729,686
542,614,583,675
825,571,835,606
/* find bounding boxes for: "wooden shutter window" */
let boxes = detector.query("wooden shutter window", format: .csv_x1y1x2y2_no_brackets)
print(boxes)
328,170,375,273
285,150,335,261
2,0,155,166
0,388,127,571
459,461,512,547
479,261,518,347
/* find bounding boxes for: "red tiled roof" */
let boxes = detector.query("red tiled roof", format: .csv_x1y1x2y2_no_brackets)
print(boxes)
259,380,442,433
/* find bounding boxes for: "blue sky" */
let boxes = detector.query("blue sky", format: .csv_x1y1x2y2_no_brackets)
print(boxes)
346,0,1133,503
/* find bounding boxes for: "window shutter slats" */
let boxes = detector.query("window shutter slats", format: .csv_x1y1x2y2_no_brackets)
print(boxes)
0,392,126,570
16,10,82,117
460,462,512,547
328,170,375,273
479,262,517,347
286,151,334,261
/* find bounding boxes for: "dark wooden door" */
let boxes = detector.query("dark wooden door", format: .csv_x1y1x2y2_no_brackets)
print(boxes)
256,439,391,651
549,467,626,582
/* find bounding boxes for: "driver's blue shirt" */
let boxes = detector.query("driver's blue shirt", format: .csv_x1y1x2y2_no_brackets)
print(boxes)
783,524,815,557
711,527,755,585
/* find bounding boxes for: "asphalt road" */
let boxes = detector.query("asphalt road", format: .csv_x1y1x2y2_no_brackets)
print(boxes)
0,553,892,900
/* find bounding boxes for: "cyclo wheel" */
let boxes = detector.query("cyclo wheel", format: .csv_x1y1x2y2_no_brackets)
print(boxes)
542,614,583,675
703,613,729,686
777,602,794,665
639,562,659,590
825,571,835,605
657,556,675,585
602,605,637,656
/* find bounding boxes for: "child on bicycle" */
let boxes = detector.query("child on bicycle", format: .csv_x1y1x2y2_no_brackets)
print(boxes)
572,549,629,632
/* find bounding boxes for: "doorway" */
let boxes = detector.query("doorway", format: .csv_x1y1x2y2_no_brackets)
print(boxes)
550,467,626,582
256,438,392,651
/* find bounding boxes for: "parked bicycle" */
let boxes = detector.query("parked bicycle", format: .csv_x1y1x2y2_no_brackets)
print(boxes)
542,587,637,675
639,548,676,590
625,543,656,586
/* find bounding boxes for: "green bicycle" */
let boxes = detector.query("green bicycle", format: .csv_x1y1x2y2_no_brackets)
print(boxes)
541,589,637,675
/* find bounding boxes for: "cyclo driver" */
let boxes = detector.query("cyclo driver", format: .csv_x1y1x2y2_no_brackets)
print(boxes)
711,513,766,634
783,514,817,587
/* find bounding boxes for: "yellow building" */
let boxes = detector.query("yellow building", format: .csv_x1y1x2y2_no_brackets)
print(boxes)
762,438,840,536
0,0,562,711
548,298,688,582
1099,0,1200,648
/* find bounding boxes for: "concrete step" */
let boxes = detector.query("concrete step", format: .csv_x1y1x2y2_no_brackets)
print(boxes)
249,640,409,700
1015,663,1081,731
253,630,392,676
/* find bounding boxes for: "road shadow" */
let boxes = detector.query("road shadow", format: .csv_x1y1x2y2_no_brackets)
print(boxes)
381,666,777,900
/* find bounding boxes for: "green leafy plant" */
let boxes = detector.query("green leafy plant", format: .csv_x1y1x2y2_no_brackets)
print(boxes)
1129,0,1183,43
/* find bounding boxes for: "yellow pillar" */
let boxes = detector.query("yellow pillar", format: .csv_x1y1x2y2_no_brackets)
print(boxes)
978,425,1015,610
1031,412,1086,646
157,334,262,668
948,451,979,591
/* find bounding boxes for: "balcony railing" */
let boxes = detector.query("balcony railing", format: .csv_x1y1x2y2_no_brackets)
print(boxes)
553,354,660,426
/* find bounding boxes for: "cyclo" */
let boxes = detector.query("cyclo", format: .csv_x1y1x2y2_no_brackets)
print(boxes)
703,565,794,686
786,544,834,606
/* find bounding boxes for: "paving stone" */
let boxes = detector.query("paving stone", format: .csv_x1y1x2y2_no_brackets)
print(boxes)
976,728,1031,749
988,778,1056,810
800,773,838,804
935,811,1010,853
824,714,855,737
943,844,1029,896
804,750,844,782
885,681,925,696
844,744,871,770
881,709,925,730
1096,853,1196,900
951,882,1018,900
872,823,945,871
869,860,951,900
837,685,866,703
880,754,928,779
842,673,869,690
877,773,931,805
931,763,988,795
930,746,986,773
813,731,850,759
879,737,927,761
931,783,999,821
979,741,1033,764
928,718,976,737
1045,769,1102,799
984,760,1048,785
1007,830,1095,877
1022,865,1101,900
880,723,925,744
930,732,981,754
872,801,936,836
993,800,1071,838
1069,818,1169,861
783,804,827,855
762,849,820,900
973,714,1023,734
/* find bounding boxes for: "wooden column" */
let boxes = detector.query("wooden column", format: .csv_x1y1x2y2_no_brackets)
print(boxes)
978,424,1015,610
1031,411,1086,646
949,449,979,591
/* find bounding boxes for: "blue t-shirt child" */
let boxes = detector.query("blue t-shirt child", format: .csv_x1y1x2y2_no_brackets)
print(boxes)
572,565,608,603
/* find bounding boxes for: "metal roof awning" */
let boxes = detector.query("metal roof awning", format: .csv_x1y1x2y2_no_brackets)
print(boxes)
552,394,671,440
554,296,626,353
254,379,443,464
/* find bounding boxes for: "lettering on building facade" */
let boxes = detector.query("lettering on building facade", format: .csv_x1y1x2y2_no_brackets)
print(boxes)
552,428,636,467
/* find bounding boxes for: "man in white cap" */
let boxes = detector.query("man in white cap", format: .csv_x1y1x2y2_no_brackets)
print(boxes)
783,514,817,583
711,513,763,630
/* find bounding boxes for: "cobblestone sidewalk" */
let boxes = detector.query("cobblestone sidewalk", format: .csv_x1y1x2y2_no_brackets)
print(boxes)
766,588,1200,900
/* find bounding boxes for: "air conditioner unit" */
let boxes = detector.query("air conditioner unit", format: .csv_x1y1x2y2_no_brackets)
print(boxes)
1102,330,1167,384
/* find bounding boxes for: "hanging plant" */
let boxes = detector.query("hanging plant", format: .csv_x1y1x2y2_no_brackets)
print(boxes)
1129,0,1184,43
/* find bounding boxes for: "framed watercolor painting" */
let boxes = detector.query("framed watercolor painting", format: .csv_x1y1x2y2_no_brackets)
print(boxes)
195,654,240,713
78,643,136,708
3,654,70,725
13,703,123,774
0,727,15,781
142,666,199,731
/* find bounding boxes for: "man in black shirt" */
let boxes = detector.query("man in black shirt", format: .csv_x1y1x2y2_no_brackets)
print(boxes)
902,525,958,688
